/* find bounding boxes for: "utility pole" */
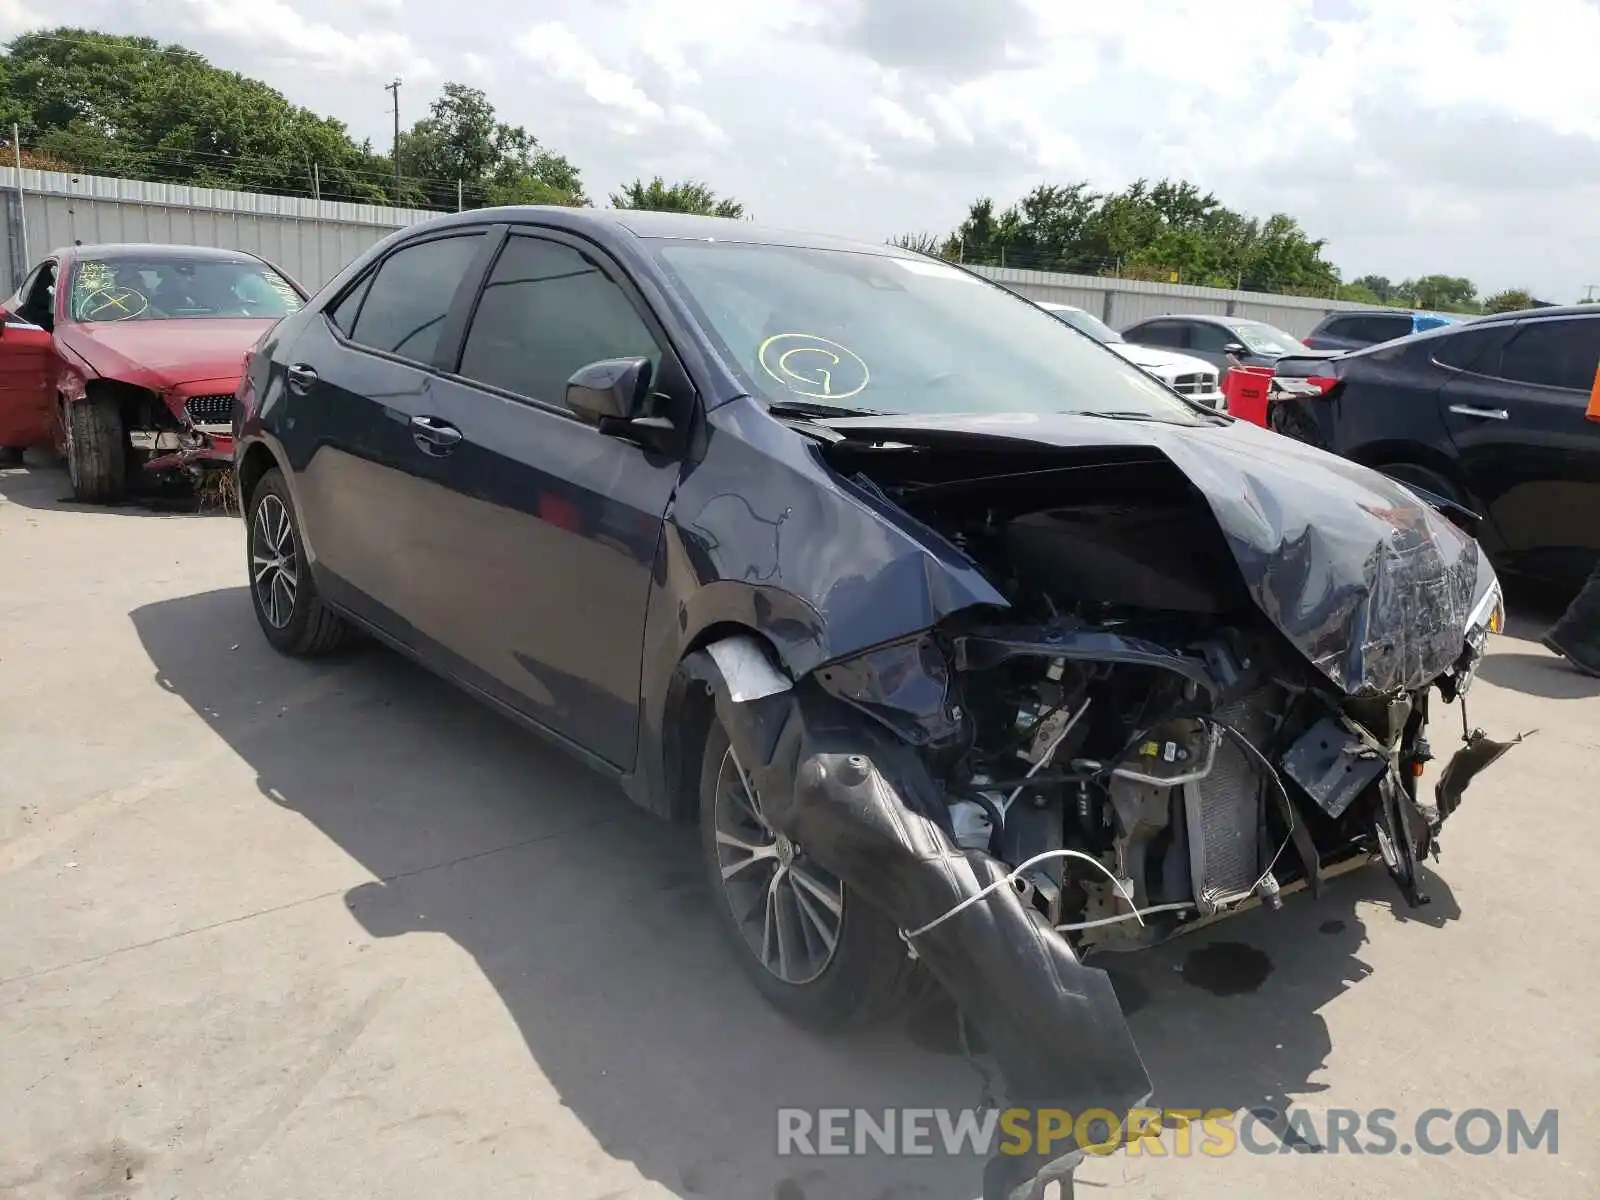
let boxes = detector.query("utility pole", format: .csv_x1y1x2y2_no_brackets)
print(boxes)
11,124,27,266
384,78,402,203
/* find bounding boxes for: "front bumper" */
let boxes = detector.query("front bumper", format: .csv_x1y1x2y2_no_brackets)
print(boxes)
133,427,235,472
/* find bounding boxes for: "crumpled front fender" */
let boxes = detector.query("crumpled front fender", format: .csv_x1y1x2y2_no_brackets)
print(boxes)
703,669,1151,1199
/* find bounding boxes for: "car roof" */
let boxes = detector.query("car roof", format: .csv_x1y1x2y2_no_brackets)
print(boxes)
401,206,917,258
1131,313,1234,325
1466,303,1600,324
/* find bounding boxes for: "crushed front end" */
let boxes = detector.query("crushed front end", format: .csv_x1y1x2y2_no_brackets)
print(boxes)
697,416,1514,1199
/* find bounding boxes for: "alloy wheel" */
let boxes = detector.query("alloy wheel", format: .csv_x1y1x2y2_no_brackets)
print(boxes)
251,493,299,629
712,745,845,985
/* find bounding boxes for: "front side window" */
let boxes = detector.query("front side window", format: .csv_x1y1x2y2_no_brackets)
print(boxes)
458,235,661,408
1187,323,1233,353
70,255,302,323
654,242,1204,422
346,234,484,364
1494,318,1600,392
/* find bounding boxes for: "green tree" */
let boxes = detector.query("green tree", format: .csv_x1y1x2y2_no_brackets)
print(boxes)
399,82,585,209
1397,275,1478,312
937,177,1338,292
610,176,745,218
2,28,395,203
1351,274,1395,303
889,232,944,255
1482,288,1535,314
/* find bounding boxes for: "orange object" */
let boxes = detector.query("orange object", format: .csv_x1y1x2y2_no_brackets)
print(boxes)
1222,365,1276,427
1587,362,1600,422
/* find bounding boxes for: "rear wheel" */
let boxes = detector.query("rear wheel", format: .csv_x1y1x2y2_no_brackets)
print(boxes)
697,719,920,1030
65,396,127,503
246,468,353,656
0,447,25,466
1379,463,1466,506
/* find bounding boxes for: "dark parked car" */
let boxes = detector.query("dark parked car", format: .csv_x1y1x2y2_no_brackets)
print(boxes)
1120,312,1339,373
1303,309,1458,352
1271,306,1600,588
234,208,1509,1195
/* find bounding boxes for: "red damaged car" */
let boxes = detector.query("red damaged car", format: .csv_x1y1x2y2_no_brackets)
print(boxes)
0,243,305,501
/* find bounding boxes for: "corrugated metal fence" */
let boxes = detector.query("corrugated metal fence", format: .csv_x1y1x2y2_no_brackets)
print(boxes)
4,167,1381,337
0,167,436,296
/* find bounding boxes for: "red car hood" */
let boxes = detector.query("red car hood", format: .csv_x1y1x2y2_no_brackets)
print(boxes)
60,318,277,390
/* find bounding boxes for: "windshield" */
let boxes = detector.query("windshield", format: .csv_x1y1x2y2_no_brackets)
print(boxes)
1232,320,1307,356
1045,305,1124,344
653,242,1204,423
70,256,303,323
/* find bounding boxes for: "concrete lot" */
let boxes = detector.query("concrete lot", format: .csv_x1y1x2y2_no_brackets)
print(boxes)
2,457,1597,1200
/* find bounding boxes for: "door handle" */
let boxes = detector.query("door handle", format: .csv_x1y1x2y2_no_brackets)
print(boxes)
285,363,318,395
1448,404,1509,421
410,415,463,456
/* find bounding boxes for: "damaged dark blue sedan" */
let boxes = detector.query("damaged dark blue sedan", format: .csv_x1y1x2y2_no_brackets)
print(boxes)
234,208,1513,1199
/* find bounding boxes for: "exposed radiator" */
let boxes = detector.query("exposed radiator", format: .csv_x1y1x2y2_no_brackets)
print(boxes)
1184,693,1275,913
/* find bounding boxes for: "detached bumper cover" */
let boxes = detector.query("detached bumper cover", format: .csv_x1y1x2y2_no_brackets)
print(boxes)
707,677,1150,1198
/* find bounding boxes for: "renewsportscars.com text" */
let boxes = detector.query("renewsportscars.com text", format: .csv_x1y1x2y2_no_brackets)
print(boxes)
776,1105,1559,1159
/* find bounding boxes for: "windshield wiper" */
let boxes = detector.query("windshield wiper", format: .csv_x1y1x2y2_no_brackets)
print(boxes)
765,398,888,419
1074,409,1213,426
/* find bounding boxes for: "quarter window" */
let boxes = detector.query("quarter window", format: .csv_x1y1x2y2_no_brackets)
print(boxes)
458,235,660,408
346,234,484,364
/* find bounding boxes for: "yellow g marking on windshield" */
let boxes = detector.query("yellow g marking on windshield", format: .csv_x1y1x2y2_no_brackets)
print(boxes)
758,333,869,400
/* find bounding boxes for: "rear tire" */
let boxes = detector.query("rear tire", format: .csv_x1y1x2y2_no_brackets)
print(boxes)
697,718,922,1030
65,396,127,503
0,447,25,466
1379,462,1467,506
246,468,353,656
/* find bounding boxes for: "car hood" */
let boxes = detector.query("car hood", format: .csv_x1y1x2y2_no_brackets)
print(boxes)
1109,343,1216,377
824,410,1487,695
60,319,275,389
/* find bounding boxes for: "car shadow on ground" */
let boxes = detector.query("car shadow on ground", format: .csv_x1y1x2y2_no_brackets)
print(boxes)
128,586,1462,1200
0,457,234,517
1485,586,1600,699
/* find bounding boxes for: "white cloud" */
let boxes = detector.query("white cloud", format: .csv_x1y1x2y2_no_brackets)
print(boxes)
177,0,432,76
515,21,727,145
24,0,1600,298
0,0,44,38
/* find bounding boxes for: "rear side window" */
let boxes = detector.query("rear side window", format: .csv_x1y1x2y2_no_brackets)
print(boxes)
1131,320,1187,348
457,235,660,408
1432,327,1504,372
346,234,484,364
1494,318,1600,392
1345,314,1410,343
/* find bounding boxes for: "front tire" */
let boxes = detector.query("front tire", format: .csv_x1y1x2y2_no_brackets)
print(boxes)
246,468,353,656
65,395,127,503
697,719,920,1030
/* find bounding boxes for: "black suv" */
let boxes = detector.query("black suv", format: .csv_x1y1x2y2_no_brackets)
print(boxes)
1272,306,1600,587
1303,309,1458,352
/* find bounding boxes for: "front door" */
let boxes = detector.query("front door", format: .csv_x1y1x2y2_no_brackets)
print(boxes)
396,230,684,766
1440,314,1600,580
0,261,60,448
0,317,54,448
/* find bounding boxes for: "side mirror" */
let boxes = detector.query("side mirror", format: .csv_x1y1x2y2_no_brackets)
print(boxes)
1224,342,1247,357
564,356,679,453
565,357,651,424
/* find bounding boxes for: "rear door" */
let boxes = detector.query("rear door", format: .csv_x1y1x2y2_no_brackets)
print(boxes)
1439,314,1600,577
278,228,495,633
392,228,687,766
